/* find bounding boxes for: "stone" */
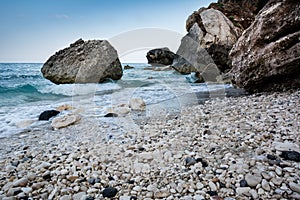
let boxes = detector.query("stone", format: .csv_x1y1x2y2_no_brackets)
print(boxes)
60,195,72,200
236,187,251,195
273,142,300,152
42,39,123,84
185,157,197,166
38,110,60,121
72,192,87,200
13,178,28,187
124,65,134,70
261,179,270,191
289,182,300,194
209,181,217,191
102,187,118,198
245,174,262,187
146,48,176,66
230,0,300,92
104,113,118,118
280,151,300,162
240,179,248,187
249,189,258,199
56,104,73,111
129,98,146,111
51,114,80,129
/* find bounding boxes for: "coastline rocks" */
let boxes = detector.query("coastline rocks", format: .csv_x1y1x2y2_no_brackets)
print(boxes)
185,8,241,49
230,0,300,92
51,114,80,129
146,48,176,66
38,110,60,121
124,65,134,70
41,39,123,84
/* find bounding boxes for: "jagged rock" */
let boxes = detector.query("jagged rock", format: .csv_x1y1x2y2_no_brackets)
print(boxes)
206,43,232,72
38,110,60,121
42,39,123,84
209,0,268,30
230,0,300,92
146,48,176,66
185,8,242,48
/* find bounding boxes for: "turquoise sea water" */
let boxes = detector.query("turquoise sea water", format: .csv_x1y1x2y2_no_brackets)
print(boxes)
0,63,231,137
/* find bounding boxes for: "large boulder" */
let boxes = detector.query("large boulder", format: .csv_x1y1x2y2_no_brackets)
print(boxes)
42,39,123,84
185,8,242,48
146,48,176,66
230,0,300,92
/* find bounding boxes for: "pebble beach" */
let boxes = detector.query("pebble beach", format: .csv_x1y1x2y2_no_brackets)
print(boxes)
0,90,299,200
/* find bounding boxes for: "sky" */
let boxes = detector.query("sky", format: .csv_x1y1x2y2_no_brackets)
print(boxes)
0,0,213,63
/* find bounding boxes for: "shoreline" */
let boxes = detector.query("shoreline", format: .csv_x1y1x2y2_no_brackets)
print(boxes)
0,90,299,199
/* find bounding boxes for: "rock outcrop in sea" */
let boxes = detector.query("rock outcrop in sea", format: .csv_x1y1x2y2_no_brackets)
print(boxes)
41,39,123,84
230,0,300,92
146,48,176,66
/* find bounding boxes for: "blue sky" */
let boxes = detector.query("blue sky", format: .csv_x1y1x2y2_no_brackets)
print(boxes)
0,0,213,62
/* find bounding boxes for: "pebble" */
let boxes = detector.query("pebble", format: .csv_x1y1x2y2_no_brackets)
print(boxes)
245,174,262,187
0,90,299,199
261,179,270,191
102,187,118,198
289,182,300,194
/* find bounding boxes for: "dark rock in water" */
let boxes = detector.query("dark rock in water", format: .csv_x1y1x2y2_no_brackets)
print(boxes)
230,0,300,92
124,65,135,70
41,39,123,84
186,72,205,83
146,48,176,66
280,151,300,162
102,187,118,198
104,113,118,118
38,110,60,121
240,179,248,187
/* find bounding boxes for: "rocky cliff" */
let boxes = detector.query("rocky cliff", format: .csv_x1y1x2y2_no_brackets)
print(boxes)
230,0,300,92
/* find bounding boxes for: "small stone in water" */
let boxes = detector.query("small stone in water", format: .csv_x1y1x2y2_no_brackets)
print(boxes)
102,187,118,198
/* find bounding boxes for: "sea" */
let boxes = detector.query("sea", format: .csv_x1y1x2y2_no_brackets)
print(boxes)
0,63,233,138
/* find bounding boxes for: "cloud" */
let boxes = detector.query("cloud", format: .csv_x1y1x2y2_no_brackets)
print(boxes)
54,14,70,20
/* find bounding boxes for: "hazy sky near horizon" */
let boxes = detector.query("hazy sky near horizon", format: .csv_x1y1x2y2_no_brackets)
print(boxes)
0,0,213,63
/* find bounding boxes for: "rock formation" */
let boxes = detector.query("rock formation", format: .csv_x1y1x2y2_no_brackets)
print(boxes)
41,39,123,84
146,48,176,66
230,0,300,92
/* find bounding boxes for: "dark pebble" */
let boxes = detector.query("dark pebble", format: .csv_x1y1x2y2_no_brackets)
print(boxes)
240,179,248,187
130,196,138,200
185,157,197,166
201,160,209,168
280,151,300,162
38,110,60,121
138,147,145,151
207,191,218,196
11,160,19,167
128,179,135,184
104,113,118,118
95,178,101,183
88,178,95,185
85,197,94,200
102,187,118,198
267,154,277,160
108,176,114,181
203,129,212,135
42,172,51,180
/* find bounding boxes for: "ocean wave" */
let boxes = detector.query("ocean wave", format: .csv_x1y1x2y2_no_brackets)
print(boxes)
0,74,42,80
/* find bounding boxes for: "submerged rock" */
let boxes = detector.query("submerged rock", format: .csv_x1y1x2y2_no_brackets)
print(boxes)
38,110,60,121
42,39,123,84
230,0,300,92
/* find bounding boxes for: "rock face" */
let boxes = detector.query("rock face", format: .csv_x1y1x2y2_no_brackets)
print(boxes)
42,39,123,84
185,8,242,48
230,0,300,92
146,48,176,66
